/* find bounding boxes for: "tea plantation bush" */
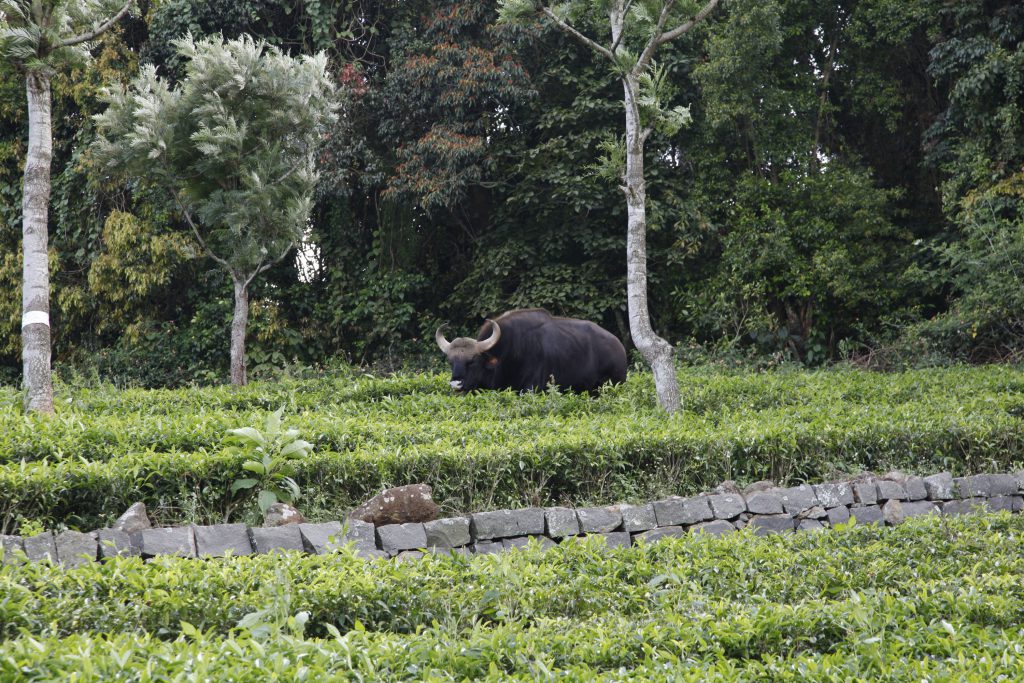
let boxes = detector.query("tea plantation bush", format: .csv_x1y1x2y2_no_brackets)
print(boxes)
2,514,1024,680
1,366,1023,530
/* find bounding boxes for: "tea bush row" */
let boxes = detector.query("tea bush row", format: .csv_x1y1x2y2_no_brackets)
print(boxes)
1,366,1023,529
2,514,1024,680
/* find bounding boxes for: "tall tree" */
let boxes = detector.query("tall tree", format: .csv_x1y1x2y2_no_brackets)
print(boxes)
0,0,133,413
499,0,719,412
93,34,335,384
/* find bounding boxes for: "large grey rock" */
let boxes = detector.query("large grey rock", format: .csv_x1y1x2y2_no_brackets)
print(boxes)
396,550,424,562
502,536,555,552
471,510,519,541
113,502,152,534
249,525,304,555
343,519,377,552
424,517,471,548
1014,470,1024,493
745,491,784,515
576,506,622,534
132,527,196,558
797,506,828,520
778,486,819,515
194,524,253,558
748,514,794,536
376,523,427,553
593,531,632,548
881,472,928,501
955,475,992,498
989,474,1019,497
619,504,657,532
852,481,878,505
1,535,24,565
743,480,776,495
712,480,742,495
56,531,97,568
881,500,905,525
813,482,854,508
297,522,343,554
263,503,307,527
849,505,884,525
472,540,504,555
633,526,686,544
901,501,939,519
797,519,825,532
690,520,736,536
987,496,1019,512
349,484,440,526
23,531,56,563
941,498,988,516
826,506,851,527
544,507,580,538
653,496,712,526
924,472,955,500
875,480,907,502
427,546,472,558
96,529,137,559
707,494,745,520
512,508,546,536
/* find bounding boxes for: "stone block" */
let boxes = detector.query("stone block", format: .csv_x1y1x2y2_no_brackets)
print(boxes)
470,510,519,541
249,525,305,555
826,506,851,527
779,485,819,515
882,500,904,526
652,496,712,527
619,504,657,532
501,536,532,551
343,519,377,552
97,528,137,559
132,527,196,559
426,546,473,558
745,491,784,515
955,474,992,498
690,520,736,536
396,550,425,562
852,481,878,505
375,523,427,553
1012,496,1024,512
576,506,622,534
112,502,151,534
903,477,928,501
472,541,504,555
297,521,343,555
849,505,884,526
23,531,56,563
424,517,471,548
194,524,253,558
901,501,939,519
748,514,794,536
1014,470,1024,493
987,496,1017,513
797,519,825,532
1,535,25,565
354,549,389,560
593,531,632,548
797,506,828,520
874,480,907,502
633,526,686,544
707,494,745,520
989,474,1019,497
56,531,97,568
923,472,955,500
813,482,854,508
544,507,580,538
513,508,547,536
941,498,988,516
349,484,439,526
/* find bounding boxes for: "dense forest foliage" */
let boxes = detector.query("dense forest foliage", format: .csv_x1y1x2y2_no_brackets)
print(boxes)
0,0,1021,386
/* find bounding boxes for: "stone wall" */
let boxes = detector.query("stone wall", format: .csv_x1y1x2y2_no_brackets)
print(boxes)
3,471,1023,567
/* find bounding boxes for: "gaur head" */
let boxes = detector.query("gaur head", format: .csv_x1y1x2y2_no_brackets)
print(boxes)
435,320,501,391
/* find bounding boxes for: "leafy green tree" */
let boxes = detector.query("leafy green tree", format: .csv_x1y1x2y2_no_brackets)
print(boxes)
93,33,335,384
0,0,133,412
499,0,720,412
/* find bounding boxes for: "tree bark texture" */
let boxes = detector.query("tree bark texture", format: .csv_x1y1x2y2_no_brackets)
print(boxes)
230,276,249,385
21,73,54,415
620,71,682,413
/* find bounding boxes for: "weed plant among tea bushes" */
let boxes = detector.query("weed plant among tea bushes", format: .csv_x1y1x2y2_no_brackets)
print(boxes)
2,514,1024,680
1,366,1023,530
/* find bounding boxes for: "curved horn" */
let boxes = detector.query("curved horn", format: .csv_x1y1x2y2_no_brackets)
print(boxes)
476,319,501,352
435,325,452,354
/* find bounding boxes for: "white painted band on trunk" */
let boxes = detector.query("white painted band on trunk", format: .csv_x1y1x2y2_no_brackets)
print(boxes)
22,311,50,328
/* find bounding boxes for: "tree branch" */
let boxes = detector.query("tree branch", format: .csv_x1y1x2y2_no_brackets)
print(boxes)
170,190,231,270
657,0,720,46
246,241,294,288
61,0,134,47
636,0,677,73
541,7,615,62
610,0,635,55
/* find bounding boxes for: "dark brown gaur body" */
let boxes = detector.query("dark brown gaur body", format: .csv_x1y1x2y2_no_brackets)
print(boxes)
435,308,627,393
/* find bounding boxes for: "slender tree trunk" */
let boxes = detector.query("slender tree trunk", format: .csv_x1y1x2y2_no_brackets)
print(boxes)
230,276,249,385
621,70,681,413
21,73,54,415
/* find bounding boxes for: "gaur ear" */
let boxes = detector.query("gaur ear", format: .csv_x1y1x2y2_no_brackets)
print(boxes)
486,356,500,367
